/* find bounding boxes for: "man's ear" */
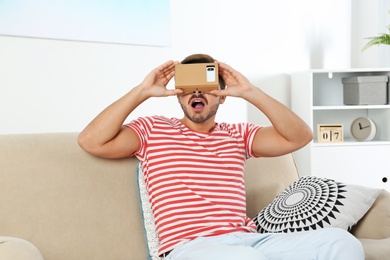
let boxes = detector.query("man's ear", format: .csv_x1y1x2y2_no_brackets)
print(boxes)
219,96,226,104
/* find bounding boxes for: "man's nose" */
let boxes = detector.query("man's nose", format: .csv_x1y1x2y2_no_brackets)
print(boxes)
191,90,204,99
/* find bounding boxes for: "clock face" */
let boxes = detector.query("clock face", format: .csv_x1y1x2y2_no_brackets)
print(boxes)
350,117,376,141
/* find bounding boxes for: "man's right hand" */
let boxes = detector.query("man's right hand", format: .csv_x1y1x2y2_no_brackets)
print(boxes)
78,60,184,159
137,60,183,99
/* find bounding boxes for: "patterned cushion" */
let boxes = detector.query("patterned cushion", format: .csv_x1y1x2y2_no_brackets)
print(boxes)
136,164,160,260
253,176,381,233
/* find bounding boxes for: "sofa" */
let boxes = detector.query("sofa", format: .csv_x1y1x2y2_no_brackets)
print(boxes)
0,132,389,260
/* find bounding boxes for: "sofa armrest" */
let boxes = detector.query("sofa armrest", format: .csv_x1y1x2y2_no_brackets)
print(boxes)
351,189,390,239
0,237,43,260
359,237,390,260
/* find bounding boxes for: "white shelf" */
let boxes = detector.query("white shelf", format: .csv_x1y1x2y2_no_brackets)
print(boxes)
313,105,390,110
292,69,390,190
312,140,390,147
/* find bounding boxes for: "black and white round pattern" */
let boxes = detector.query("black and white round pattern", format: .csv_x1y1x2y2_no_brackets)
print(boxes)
253,176,347,233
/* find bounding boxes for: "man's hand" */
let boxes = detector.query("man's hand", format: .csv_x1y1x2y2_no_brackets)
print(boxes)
210,61,255,98
78,60,184,159
210,60,313,157
138,60,183,98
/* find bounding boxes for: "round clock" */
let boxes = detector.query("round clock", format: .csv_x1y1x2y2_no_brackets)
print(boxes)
350,117,376,141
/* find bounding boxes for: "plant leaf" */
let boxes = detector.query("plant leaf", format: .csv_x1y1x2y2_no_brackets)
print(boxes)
362,33,390,51
361,10,390,51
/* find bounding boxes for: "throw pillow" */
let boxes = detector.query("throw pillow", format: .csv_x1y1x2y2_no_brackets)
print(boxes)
136,163,160,260
253,175,381,233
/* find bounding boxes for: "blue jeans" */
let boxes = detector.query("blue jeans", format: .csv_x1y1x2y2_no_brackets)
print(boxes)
165,228,364,260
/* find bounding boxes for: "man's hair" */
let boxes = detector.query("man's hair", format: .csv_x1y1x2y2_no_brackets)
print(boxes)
181,54,226,90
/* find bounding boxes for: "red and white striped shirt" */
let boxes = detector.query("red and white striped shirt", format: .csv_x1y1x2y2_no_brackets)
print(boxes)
126,116,261,255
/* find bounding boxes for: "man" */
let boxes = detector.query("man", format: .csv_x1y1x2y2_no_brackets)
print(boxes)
78,54,364,259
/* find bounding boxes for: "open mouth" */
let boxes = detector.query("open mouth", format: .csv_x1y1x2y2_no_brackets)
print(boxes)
190,98,206,110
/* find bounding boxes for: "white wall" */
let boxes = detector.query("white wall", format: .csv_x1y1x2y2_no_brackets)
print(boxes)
351,0,390,68
0,0,354,134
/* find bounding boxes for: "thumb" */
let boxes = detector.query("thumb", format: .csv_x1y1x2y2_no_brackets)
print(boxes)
210,89,230,96
165,89,184,96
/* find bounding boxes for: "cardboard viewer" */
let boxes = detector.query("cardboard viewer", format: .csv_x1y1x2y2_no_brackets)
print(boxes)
174,63,220,94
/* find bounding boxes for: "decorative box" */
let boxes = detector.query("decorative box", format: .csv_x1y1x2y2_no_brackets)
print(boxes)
342,76,389,105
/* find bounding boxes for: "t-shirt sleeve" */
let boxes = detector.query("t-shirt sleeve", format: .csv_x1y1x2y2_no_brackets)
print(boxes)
241,122,262,159
124,116,155,160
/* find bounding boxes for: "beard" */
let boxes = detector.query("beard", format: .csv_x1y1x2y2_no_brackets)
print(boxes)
180,102,220,123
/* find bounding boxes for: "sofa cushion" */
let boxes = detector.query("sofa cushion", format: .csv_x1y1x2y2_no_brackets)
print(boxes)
351,189,390,239
359,237,390,260
253,176,380,233
136,164,160,260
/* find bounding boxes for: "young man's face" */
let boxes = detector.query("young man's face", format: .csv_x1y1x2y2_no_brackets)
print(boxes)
177,91,224,124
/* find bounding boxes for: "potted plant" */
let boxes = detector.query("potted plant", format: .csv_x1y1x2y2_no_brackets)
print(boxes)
362,11,390,51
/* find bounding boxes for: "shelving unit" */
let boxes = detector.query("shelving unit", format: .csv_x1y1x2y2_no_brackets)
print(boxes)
291,69,390,190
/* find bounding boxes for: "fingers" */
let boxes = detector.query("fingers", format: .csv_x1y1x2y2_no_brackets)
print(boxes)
152,60,179,87
159,60,178,70
218,61,242,81
217,61,233,75
157,60,178,78
210,89,230,96
165,89,183,97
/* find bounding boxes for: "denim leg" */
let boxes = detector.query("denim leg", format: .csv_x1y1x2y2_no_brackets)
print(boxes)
166,234,268,260
249,228,364,260
166,228,364,260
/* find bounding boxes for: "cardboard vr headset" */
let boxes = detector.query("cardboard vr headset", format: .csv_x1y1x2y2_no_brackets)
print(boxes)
174,63,220,94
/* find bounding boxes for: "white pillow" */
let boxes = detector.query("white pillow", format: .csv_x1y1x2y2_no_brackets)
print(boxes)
136,164,161,260
253,176,381,233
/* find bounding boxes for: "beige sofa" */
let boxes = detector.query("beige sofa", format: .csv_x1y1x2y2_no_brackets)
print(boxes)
0,133,389,260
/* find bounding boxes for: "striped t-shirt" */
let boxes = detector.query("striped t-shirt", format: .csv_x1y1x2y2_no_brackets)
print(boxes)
126,116,261,255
